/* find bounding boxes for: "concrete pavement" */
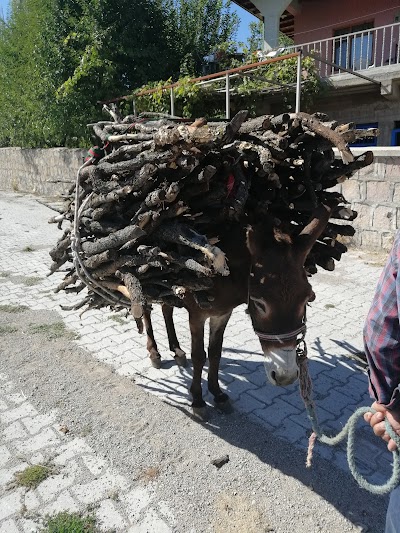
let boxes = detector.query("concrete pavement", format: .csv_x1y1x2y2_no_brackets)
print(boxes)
0,191,394,532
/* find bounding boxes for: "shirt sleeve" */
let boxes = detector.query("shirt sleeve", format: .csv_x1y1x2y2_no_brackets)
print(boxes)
363,231,400,411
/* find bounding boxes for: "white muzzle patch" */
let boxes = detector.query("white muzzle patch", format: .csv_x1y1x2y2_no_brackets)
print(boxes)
263,347,299,386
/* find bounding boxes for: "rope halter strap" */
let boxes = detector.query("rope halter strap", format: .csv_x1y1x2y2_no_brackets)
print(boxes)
254,323,307,344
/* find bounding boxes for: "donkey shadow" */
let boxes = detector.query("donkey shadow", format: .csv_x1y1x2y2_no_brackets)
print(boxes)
136,334,390,531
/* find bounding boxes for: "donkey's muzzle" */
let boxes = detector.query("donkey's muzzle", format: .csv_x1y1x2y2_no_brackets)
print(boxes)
263,347,299,386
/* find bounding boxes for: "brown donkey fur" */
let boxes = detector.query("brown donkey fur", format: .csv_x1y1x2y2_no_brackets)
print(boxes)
144,203,333,418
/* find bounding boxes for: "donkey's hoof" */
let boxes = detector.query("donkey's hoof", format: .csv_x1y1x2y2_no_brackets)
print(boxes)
150,356,162,369
192,405,209,421
214,394,233,413
174,353,187,367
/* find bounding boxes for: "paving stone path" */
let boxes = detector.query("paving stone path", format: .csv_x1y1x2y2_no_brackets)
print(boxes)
0,191,394,532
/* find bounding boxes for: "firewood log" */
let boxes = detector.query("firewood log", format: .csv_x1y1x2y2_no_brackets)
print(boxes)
115,271,144,318
238,115,272,134
49,110,374,314
81,225,146,256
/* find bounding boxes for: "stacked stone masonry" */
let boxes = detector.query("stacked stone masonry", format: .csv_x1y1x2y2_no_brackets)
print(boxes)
337,148,400,250
0,147,86,197
0,146,399,250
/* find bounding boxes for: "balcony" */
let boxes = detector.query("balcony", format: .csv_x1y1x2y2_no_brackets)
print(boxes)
285,22,400,78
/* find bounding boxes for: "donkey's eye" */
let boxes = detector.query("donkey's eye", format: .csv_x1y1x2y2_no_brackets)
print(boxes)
250,296,267,314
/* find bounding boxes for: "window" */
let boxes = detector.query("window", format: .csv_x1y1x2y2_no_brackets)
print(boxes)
391,122,400,146
334,22,374,70
350,123,378,147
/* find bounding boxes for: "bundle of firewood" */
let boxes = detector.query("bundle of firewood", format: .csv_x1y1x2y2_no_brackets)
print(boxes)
48,109,375,316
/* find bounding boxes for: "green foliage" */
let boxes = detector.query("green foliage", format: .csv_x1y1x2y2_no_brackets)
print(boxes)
242,20,264,53
236,54,324,112
29,321,79,340
15,464,52,489
135,51,324,118
0,0,52,147
162,0,239,77
42,512,97,533
135,77,226,119
0,0,211,147
0,325,18,335
0,304,28,313
0,0,321,146
135,75,217,117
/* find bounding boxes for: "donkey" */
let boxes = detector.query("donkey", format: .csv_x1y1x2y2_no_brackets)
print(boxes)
143,203,332,419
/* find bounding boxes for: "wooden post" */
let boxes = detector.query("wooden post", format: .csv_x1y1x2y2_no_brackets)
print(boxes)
295,51,302,113
170,87,175,117
225,73,230,119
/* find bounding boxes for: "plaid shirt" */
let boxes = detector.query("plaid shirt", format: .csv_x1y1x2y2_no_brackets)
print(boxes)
364,231,400,411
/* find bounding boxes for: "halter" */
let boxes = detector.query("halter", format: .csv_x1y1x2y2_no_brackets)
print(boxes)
248,263,308,347
254,323,306,344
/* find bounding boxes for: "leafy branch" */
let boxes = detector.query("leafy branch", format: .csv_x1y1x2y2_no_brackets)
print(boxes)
134,52,325,118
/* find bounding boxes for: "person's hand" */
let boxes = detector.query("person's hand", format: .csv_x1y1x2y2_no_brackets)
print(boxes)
364,402,400,452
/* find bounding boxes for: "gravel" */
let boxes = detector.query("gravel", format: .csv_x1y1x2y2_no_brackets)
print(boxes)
0,191,387,532
0,305,385,532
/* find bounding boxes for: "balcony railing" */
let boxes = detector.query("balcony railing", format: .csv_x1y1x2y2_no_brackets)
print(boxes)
285,22,400,78
104,23,400,118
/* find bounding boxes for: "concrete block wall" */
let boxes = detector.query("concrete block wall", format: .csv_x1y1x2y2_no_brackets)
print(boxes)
0,146,400,251
0,147,86,197
318,92,400,147
336,147,400,251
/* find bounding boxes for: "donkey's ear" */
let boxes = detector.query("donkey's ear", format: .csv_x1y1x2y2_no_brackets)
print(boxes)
246,225,260,257
295,203,332,264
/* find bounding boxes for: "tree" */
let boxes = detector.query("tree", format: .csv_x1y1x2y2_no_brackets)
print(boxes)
0,0,239,147
162,0,239,76
39,0,179,145
244,20,264,54
0,0,52,147
0,0,187,146
241,20,294,58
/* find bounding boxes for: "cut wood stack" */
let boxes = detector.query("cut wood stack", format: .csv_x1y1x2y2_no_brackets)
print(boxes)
49,110,375,318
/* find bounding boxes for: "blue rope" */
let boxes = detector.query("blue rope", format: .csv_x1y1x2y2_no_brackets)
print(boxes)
306,403,400,495
298,352,400,495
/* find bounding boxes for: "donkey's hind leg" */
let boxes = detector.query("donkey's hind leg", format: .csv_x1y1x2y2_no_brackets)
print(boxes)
161,304,187,367
208,312,232,410
189,313,208,420
143,306,162,369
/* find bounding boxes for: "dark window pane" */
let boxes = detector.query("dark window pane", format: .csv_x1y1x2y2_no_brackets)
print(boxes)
333,22,374,70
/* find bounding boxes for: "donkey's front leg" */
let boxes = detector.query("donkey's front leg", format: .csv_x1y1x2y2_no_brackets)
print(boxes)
208,312,232,409
189,313,207,419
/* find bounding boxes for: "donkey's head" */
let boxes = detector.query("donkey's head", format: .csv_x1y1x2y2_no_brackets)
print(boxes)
246,204,332,386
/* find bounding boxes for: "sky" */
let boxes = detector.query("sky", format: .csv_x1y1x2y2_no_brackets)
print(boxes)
0,0,256,43
0,0,7,19
234,4,257,45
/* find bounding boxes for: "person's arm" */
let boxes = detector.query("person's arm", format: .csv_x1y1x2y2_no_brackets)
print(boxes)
363,232,400,450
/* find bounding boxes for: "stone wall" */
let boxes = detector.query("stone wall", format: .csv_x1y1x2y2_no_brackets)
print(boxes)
0,147,86,197
0,146,400,251
316,91,400,147
337,147,400,251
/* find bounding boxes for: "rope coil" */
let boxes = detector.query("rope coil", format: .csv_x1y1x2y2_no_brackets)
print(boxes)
298,349,400,495
71,159,131,308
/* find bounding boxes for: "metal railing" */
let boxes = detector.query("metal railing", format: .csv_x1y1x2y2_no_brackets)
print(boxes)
103,52,303,119
285,22,400,78
101,22,400,117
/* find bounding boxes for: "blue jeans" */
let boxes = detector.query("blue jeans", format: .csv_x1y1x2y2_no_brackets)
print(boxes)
386,484,400,532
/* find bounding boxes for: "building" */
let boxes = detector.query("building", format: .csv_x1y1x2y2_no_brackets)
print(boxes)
233,0,400,146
